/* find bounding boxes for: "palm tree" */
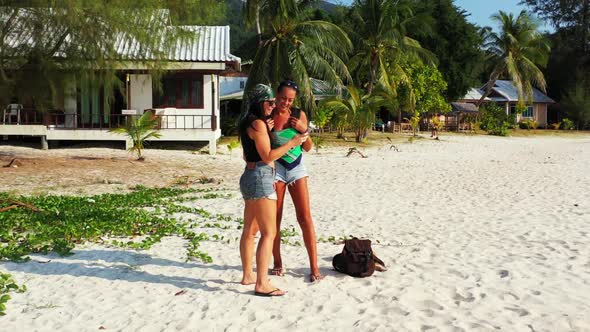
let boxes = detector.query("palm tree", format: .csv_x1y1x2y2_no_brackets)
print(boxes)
477,10,550,108
323,85,377,142
348,0,435,94
110,112,162,161
243,0,352,113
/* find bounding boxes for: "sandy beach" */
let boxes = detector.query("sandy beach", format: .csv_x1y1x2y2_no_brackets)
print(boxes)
1,134,590,331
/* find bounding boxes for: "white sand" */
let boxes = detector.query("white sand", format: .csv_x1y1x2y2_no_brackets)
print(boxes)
2,134,590,331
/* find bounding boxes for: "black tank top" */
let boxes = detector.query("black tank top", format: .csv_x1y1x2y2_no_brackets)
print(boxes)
241,126,262,162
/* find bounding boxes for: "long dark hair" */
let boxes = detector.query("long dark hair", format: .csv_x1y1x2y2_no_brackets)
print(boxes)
238,101,271,141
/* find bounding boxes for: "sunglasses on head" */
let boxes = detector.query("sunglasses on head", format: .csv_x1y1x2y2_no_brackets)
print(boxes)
279,80,299,91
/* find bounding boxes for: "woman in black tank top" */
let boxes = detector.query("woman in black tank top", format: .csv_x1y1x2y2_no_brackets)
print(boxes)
237,84,308,296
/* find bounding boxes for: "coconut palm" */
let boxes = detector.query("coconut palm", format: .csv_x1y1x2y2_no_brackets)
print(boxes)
322,85,377,142
348,0,435,94
243,0,352,113
110,112,162,161
477,10,550,107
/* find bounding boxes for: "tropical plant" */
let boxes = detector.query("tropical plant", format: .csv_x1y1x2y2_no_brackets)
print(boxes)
477,10,551,108
347,0,435,94
110,112,162,161
479,103,512,136
413,0,483,101
310,106,332,152
561,118,575,130
405,111,421,136
0,273,26,316
323,85,376,142
0,1,198,111
243,0,352,113
561,80,590,130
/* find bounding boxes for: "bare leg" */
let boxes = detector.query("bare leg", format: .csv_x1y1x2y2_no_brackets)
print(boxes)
240,200,259,285
254,198,285,295
288,177,322,280
272,181,288,275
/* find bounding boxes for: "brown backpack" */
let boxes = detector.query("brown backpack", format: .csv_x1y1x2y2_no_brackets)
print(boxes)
332,238,385,277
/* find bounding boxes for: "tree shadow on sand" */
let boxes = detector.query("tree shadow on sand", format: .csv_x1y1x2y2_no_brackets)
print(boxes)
1,249,245,294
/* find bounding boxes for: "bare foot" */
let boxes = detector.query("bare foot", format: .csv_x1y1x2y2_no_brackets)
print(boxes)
241,273,256,285
270,266,286,276
310,273,324,283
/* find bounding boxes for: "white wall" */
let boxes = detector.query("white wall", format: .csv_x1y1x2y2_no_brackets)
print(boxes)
219,76,247,95
130,74,153,113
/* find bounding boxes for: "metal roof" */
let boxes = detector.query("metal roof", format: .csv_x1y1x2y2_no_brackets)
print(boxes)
461,88,490,101
3,8,239,63
459,81,555,104
491,80,555,103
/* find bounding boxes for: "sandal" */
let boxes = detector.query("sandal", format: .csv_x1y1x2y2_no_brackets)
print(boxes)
270,267,286,276
254,288,286,297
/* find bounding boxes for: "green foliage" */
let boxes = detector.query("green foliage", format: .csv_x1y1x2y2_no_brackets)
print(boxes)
323,85,377,142
0,187,235,263
242,0,352,114
518,119,538,130
404,112,421,137
561,118,575,130
0,273,26,316
479,103,512,136
311,106,333,133
110,112,162,160
407,62,451,115
347,0,435,94
561,80,590,130
478,10,550,107
413,0,483,101
0,2,196,110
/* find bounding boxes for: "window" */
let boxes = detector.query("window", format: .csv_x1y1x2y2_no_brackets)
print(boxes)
522,106,533,118
239,80,245,89
510,105,534,118
155,74,204,108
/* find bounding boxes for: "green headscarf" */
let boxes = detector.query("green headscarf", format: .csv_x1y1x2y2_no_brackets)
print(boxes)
250,84,275,103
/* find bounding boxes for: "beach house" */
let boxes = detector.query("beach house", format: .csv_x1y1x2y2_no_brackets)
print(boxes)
459,80,555,127
0,9,240,154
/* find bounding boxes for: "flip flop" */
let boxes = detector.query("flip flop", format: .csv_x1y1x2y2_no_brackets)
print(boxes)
254,288,286,297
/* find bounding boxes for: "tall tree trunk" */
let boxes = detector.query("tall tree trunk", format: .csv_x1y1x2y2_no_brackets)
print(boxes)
367,51,378,94
582,0,589,53
255,9,261,38
476,75,500,107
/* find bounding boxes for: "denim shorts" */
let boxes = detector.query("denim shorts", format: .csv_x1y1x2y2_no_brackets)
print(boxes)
239,162,277,200
275,156,308,185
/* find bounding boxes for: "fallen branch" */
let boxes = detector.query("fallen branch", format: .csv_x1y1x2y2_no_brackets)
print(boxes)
346,147,368,158
3,158,21,168
0,199,43,212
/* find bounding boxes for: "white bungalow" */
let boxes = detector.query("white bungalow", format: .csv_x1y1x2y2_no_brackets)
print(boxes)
0,11,239,154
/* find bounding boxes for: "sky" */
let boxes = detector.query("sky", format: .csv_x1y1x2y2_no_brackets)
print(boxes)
331,0,553,32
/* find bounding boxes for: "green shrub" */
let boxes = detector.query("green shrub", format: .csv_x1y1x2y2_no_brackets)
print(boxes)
479,103,511,136
561,118,575,130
